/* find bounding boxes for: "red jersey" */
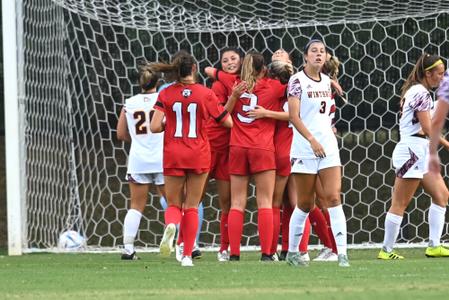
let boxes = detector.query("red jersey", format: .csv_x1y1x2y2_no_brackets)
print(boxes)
155,83,229,169
230,77,286,151
274,98,293,158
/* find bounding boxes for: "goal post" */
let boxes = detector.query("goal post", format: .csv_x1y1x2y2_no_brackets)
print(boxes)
8,0,449,254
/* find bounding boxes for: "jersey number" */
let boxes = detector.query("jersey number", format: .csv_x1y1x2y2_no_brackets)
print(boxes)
172,102,198,138
133,110,155,135
319,101,326,114
237,92,258,123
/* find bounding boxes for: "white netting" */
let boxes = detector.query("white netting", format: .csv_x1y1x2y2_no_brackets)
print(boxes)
20,0,449,251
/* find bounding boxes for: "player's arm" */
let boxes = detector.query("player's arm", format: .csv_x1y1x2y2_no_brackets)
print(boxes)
204,67,217,80
429,100,449,173
223,81,247,113
116,108,131,142
150,99,166,133
288,95,325,158
247,105,289,121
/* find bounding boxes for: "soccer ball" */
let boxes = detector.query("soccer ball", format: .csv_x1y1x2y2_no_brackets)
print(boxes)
58,230,86,250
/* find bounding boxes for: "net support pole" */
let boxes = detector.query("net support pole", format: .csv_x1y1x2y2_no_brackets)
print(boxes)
3,0,24,255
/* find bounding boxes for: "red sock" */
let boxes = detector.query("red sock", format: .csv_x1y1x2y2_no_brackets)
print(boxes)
228,209,244,256
271,207,281,254
165,205,182,225
219,212,229,252
258,208,273,255
181,208,198,257
323,209,337,253
299,217,311,252
177,212,183,245
281,203,293,251
309,207,332,249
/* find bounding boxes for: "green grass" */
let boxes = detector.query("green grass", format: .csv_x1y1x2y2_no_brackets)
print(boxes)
1,248,449,299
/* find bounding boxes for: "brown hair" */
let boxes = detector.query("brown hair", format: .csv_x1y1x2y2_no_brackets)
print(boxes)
149,50,196,83
139,64,161,92
322,55,340,80
268,60,294,84
240,52,265,92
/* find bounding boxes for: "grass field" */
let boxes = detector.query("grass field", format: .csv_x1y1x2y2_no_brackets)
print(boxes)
1,248,449,300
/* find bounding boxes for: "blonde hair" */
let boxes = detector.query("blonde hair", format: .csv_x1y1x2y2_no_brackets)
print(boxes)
139,64,161,91
240,52,265,93
268,60,294,84
323,55,340,80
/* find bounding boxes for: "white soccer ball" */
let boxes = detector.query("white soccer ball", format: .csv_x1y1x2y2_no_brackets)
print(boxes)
58,230,86,250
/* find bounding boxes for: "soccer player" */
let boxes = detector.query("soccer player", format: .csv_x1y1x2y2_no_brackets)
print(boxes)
378,54,449,259
205,48,243,262
117,64,165,260
149,50,233,267
286,39,350,267
225,52,287,261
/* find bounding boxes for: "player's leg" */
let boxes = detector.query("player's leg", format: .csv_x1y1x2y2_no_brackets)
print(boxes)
228,174,249,260
217,178,231,261
271,174,289,258
422,172,449,257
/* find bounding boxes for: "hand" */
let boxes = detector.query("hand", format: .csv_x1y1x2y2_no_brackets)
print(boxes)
231,81,247,99
309,137,326,158
428,153,441,174
247,105,267,119
331,79,344,96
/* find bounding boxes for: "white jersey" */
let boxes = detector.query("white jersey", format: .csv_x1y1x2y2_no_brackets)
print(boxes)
399,84,432,138
288,70,338,159
124,93,163,174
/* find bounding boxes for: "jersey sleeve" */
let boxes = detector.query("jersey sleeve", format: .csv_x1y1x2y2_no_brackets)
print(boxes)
211,81,228,104
205,89,229,123
437,70,449,104
287,74,302,98
154,92,165,113
216,70,238,92
409,90,431,112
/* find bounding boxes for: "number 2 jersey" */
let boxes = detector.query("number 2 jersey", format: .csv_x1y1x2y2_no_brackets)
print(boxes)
288,70,338,159
155,83,229,169
124,93,163,174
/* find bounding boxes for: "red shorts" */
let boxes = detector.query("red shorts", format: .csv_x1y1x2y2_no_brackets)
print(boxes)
276,155,291,177
164,168,209,176
229,146,276,175
210,150,230,181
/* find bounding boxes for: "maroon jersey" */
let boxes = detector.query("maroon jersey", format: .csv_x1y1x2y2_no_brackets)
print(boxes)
155,83,229,169
230,77,286,151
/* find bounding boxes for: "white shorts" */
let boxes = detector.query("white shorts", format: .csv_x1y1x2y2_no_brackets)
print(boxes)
392,137,429,179
290,152,341,174
126,173,164,185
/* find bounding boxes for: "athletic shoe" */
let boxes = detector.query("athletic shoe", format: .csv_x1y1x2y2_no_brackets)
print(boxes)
271,252,280,261
181,256,194,267
229,255,240,261
338,254,350,267
286,251,309,267
217,250,230,262
278,250,288,261
425,245,449,257
300,252,310,262
121,251,139,260
377,249,404,260
175,243,184,262
260,253,274,262
313,247,332,261
159,223,176,257
192,244,202,259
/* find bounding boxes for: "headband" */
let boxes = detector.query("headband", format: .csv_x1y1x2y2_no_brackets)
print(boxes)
424,59,444,71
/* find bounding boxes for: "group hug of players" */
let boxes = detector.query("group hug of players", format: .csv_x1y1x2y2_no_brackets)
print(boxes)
116,38,449,267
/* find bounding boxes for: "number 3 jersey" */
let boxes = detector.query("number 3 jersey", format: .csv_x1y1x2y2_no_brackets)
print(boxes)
288,71,338,159
124,93,163,174
155,83,229,169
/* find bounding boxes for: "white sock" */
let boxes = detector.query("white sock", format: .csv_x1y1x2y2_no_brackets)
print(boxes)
382,212,403,253
428,203,446,247
123,209,142,253
288,207,309,253
328,205,348,256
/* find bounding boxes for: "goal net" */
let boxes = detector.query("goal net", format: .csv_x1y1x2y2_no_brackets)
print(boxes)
17,0,449,252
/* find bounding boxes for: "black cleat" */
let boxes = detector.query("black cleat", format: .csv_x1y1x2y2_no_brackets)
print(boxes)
260,253,274,262
278,250,288,261
121,251,139,260
229,255,240,261
192,249,202,259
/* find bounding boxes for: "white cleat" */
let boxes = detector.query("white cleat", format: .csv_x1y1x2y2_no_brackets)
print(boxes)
159,223,176,257
300,252,310,262
217,250,230,262
338,254,350,267
313,247,333,261
175,243,184,262
181,255,194,267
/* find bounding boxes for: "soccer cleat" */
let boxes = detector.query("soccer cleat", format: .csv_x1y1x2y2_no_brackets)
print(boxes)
271,252,280,261
337,254,350,267
286,251,309,267
175,243,184,262
181,256,194,267
229,255,240,261
377,249,404,260
300,252,310,262
260,253,275,262
313,247,332,261
159,223,176,257
192,244,202,259
121,251,139,260
217,250,230,262
425,245,449,257
278,250,288,261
